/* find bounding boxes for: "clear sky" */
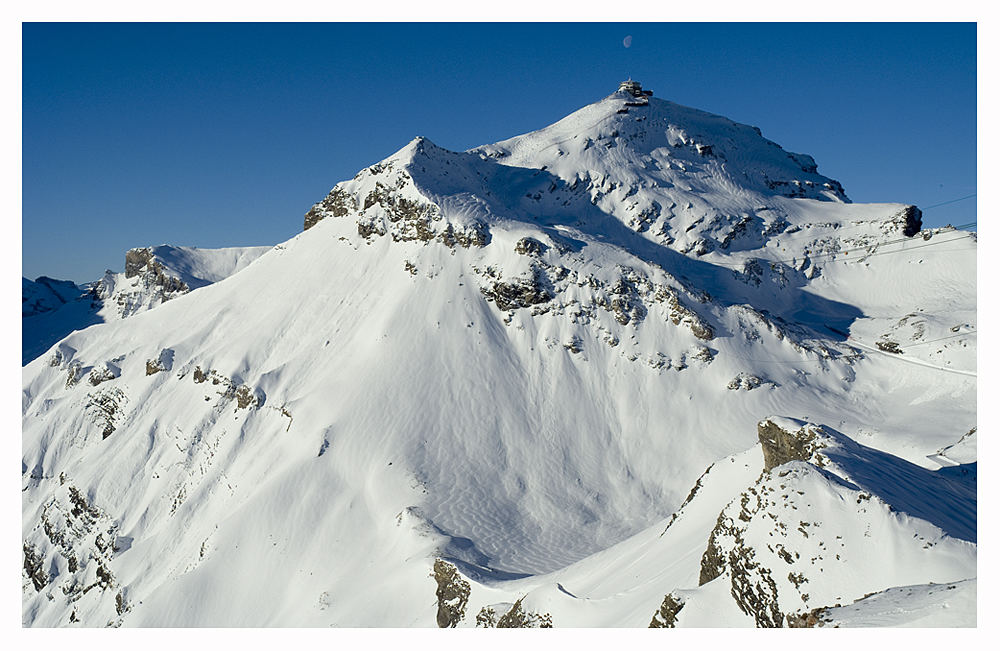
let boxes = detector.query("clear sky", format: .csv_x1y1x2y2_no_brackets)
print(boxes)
22,22,976,283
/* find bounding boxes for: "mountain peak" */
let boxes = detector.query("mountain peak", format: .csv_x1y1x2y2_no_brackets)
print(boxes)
474,91,848,204
23,81,976,627
304,90,861,264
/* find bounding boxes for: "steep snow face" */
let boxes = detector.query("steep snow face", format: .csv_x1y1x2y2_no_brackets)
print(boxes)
23,89,975,627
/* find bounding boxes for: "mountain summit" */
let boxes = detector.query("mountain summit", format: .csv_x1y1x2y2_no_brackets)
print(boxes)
307,87,852,252
23,86,975,627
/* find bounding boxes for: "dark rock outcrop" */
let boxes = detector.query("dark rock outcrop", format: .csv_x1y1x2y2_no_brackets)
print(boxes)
757,419,826,472
124,248,189,294
190,366,263,410
899,205,922,237
304,187,358,231
482,269,553,311
476,597,553,628
514,236,547,256
23,542,47,592
786,607,828,627
699,511,728,586
649,592,685,627
656,288,715,340
145,349,174,376
432,559,470,628
86,387,128,439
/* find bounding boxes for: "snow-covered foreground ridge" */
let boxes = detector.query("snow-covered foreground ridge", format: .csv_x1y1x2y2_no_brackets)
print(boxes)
22,86,975,627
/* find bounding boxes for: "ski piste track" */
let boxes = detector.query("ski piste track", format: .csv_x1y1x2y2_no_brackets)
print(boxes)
847,336,976,378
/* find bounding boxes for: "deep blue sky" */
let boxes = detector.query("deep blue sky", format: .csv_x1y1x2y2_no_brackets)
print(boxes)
23,22,976,283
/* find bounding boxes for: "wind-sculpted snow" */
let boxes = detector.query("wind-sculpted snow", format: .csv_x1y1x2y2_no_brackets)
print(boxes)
23,88,975,626
444,419,975,628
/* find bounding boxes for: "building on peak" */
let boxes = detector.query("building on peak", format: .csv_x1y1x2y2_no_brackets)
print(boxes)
618,79,653,98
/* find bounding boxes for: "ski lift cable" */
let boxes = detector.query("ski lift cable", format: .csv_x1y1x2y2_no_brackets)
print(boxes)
831,234,973,264
792,225,975,262
766,217,976,247
898,331,977,349
732,330,976,367
922,193,977,211
708,231,973,268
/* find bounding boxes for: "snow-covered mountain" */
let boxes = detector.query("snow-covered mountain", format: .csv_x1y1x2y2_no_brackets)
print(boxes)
21,83,976,627
22,245,271,365
23,276,85,318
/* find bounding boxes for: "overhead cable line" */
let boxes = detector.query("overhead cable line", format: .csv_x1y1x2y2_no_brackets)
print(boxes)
731,330,975,367
709,230,973,268
898,331,977,349
922,193,977,211
831,234,972,264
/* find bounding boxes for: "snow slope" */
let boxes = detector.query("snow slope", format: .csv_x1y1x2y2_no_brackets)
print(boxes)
805,579,976,627
22,245,270,365
22,87,975,627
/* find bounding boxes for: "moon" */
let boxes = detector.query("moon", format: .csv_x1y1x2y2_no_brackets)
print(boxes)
623,35,632,48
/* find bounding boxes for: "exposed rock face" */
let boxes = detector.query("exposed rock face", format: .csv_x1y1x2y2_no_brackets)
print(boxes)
86,387,128,439
145,349,174,376
876,339,902,354
757,419,827,472
649,592,685,627
113,248,191,320
657,288,715,340
361,180,439,242
65,362,83,388
482,269,553,311
597,275,649,326
304,187,357,231
305,148,497,249
698,496,784,627
190,366,264,410
26,480,123,621
899,205,923,237
514,236,547,256
727,373,772,391
124,248,188,295
692,416,975,628
124,248,154,278
476,598,553,628
23,542,47,592
87,364,119,386
432,559,470,628
786,608,828,627
438,221,489,248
